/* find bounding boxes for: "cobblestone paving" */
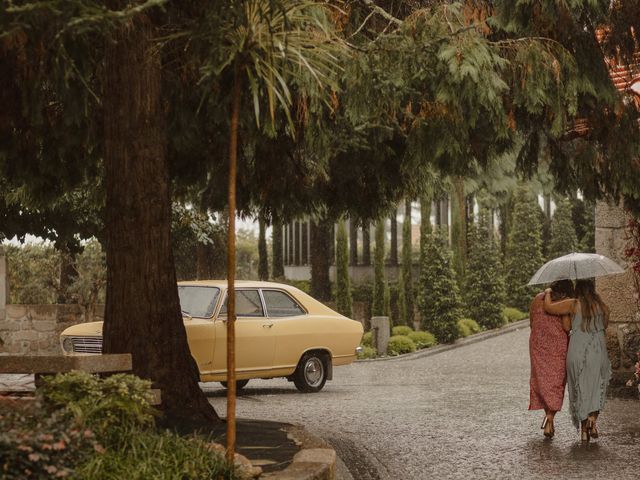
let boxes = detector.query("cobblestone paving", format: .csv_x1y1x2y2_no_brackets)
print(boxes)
204,326,640,480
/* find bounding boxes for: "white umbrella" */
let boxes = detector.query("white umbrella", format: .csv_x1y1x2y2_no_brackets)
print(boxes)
527,252,625,285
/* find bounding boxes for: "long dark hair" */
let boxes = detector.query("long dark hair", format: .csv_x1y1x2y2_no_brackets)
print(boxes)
575,279,607,332
550,279,574,301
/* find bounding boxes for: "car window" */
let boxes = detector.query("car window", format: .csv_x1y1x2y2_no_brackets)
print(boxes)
262,290,305,317
178,286,220,318
219,290,264,317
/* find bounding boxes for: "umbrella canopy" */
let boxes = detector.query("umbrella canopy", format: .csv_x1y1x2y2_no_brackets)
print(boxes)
527,252,625,286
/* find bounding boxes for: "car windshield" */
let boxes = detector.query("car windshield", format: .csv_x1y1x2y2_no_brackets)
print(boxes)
178,286,220,318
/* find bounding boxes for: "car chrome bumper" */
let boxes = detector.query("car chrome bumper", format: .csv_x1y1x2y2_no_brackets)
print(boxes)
355,346,363,354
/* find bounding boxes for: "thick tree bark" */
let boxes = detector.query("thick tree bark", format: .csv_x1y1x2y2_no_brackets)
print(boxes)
272,218,284,278
101,10,218,425
258,215,269,280
310,219,332,301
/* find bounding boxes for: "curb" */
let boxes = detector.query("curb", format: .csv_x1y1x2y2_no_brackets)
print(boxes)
261,425,336,480
356,318,530,362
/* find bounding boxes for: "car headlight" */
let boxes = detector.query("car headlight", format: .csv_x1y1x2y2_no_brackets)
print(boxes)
62,336,74,353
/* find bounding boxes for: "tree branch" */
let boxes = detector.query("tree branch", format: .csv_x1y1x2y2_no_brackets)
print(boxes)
359,0,402,26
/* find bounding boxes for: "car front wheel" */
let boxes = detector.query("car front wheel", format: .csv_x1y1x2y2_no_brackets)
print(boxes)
220,379,249,390
293,352,328,393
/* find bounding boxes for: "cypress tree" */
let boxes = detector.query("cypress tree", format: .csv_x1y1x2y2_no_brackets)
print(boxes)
399,199,415,326
450,176,467,282
335,218,353,318
504,186,544,311
465,210,506,329
271,218,284,279
371,219,386,316
548,198,579,259
419,227,461,343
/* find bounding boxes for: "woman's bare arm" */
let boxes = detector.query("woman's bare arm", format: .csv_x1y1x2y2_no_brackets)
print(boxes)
543,289,575,316
561,315,571,333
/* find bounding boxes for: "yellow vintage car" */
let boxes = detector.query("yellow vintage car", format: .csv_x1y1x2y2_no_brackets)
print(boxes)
60,280,363,392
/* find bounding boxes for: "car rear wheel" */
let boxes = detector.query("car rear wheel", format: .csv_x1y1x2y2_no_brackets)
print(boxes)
220,379,249,390
293,352,328,393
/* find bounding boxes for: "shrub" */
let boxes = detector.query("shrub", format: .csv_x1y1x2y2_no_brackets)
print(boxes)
357,346,377,359
392,325,413,336
407,331,436,349
464,210,506,329
457,318,482,337
503,307,528,323
387,335,416,356
419,227,462,343
361,331,373,347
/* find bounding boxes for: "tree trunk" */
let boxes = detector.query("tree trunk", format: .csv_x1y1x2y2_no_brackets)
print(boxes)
310,219,332,301
258,214,269,280
101,8,218,425
389,208,398,266
362,222,371,266
272,217,284,278
349,216,358,266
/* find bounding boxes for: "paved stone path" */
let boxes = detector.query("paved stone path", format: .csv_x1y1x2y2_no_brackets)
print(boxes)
204,326,640,480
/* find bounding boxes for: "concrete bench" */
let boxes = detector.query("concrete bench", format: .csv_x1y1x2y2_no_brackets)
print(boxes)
0,354,161,405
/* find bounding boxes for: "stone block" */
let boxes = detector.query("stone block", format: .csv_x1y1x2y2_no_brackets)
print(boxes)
6,305,28,321
0,353,132,374
32,321,56,333
57,304,84,324
595,201,630,229
606,326,622,370
595,227,630,266
12,330,39,342
0,320,24,332
371,316,390,355
29,305,58,322
597,270,638,323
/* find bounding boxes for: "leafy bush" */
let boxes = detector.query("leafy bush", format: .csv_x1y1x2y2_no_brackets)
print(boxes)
38,372,156,440
387,335,416,356
502,307,528,323
392,325,413,336
457,318,482,338
361,331,372,347
407,331,436,349
357,346,377,359
0,402,101,479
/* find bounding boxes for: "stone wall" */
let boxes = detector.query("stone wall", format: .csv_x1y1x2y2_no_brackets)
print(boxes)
0,304,103,356
595,201,640,386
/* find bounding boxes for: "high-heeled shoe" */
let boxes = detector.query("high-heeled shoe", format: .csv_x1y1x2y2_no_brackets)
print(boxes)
541,416,554,437
587,417,599,439
581,423,590,442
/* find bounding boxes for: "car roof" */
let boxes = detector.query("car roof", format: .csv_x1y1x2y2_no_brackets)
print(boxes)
177,280,295,290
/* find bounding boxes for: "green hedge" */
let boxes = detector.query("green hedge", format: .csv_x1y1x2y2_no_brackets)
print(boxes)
457,318,482,338
502,307,528,323
391,325,413,336
357,346,377,359
407,331,436,349
361,331,372,347
387,335,416,356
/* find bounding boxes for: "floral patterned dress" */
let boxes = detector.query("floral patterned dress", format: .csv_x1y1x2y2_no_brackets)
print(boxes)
529,293,569,412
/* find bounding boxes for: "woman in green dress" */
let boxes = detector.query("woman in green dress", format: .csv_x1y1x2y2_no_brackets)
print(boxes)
544,278,611,442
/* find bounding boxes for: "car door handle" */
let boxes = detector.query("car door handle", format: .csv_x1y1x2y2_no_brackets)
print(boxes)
262,323,274,328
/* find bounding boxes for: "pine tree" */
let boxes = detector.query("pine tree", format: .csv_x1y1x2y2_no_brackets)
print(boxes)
419,227,461,343
399,199,415,326
465,210,506,329
371,219,386,316
548,198,579,259
335,218,353,318
504,186,544,311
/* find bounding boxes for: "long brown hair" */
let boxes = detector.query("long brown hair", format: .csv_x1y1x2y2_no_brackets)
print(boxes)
550,279,574,301
575,279,607,332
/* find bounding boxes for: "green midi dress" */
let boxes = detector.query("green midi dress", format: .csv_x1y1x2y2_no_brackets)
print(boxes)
566,310,612,430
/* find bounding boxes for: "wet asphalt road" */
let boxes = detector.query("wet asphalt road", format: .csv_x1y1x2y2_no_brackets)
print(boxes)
204,325,640,480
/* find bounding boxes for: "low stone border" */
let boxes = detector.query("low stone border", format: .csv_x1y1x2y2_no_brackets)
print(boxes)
357,318,530,362
262,425,336,480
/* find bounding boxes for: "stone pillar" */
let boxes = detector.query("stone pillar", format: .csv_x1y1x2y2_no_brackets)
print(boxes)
595,201,640,386
371,316,390,356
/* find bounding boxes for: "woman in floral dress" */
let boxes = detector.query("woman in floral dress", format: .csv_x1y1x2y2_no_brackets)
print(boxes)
529,280,572,437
